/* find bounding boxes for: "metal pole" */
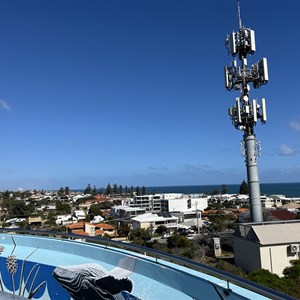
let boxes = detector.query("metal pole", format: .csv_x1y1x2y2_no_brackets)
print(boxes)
195,202,200,234
244,134,263,222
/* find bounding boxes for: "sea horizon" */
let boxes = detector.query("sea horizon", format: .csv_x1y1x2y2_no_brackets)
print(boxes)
145,182,300,198
73,182,300,198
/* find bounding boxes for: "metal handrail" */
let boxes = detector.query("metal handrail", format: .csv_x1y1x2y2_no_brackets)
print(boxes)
0,228,297,300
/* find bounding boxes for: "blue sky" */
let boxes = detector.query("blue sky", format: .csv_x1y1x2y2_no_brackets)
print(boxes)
0,0,299,190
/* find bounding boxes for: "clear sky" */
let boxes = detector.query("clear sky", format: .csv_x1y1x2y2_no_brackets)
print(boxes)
0,0,299,190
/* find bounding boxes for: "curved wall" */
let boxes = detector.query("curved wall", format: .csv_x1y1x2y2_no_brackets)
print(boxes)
0,234,270,299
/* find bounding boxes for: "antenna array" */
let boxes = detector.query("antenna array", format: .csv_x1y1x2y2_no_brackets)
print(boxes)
224,1,269,133
224,1,269,222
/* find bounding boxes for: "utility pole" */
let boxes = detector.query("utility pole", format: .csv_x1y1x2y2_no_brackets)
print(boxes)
195,202,200,234
224,0,269,222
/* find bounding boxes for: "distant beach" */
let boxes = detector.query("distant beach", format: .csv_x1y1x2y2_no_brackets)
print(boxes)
146,182,300,198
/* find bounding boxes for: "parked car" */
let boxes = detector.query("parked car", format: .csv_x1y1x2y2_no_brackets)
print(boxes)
162,233,171,239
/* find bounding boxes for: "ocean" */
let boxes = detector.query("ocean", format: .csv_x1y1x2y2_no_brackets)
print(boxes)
75,182,300,198
145,182,300,198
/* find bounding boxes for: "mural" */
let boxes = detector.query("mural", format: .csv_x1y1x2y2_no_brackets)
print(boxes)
0,236,47,299
0,236,141,299
53,261,141,300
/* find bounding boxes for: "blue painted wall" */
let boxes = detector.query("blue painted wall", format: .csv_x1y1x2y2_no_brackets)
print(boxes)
0,234,268,300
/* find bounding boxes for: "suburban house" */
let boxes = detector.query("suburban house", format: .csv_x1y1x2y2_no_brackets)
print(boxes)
28,216,42,225
233,220,300,276
131,212,178,232
56,214,76,226
73,210,86,220
66,221,117,237
280,202,300,212
270,209,297,221
260,195,274,208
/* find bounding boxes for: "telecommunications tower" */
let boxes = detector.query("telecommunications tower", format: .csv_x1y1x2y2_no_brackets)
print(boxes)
224,0,269,222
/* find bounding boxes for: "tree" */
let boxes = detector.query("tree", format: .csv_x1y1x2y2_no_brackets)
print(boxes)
202,210,234,233
11,201,27,216
106,183,112,195
247,269,297,297
215,260,245,277
142,186,147,196
92,185,97,195
155,225,167,235
2,190,10,199
88,201,113,219
167,233,190,249
56,202,71,214
84,184,92,195
26,202,35,214
283,260,300,282
211,189,219,195
221,185,228,194
88,204,103,218
65,186,70,195
118,222,130,237
239,180,248,194
136,186,141,196
129,228,152,246
46,211,57,227
130,186,134,196
119,185,123,195
58,187,64,196
113,183,118,194
3,199,34,218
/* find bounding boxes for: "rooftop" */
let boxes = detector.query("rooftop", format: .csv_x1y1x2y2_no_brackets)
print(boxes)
236,220,300,245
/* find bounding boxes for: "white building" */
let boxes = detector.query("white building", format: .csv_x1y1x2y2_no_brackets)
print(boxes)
235,195,279,209
235,195,249,206
260,195,274,208
234,220,300,276
111,205,146,218
56,214,76,225
161,193,208,214
73,210,86,220
131,212,178,232
131,193,208,214
132,194,161,212
90,215,104,224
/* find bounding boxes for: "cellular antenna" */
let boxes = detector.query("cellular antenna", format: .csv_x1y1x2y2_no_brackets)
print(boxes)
224,2,270,223
237,0,242,29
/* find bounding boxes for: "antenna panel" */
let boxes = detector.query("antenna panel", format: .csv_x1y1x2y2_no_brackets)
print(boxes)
261,98,267,123
260,57,269,83
229,32,237,56
224,66,231,89
236,97,242,124
252,99,257,122
249,29,256,54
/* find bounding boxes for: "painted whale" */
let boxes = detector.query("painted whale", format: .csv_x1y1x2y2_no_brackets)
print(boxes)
53,259,141,300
